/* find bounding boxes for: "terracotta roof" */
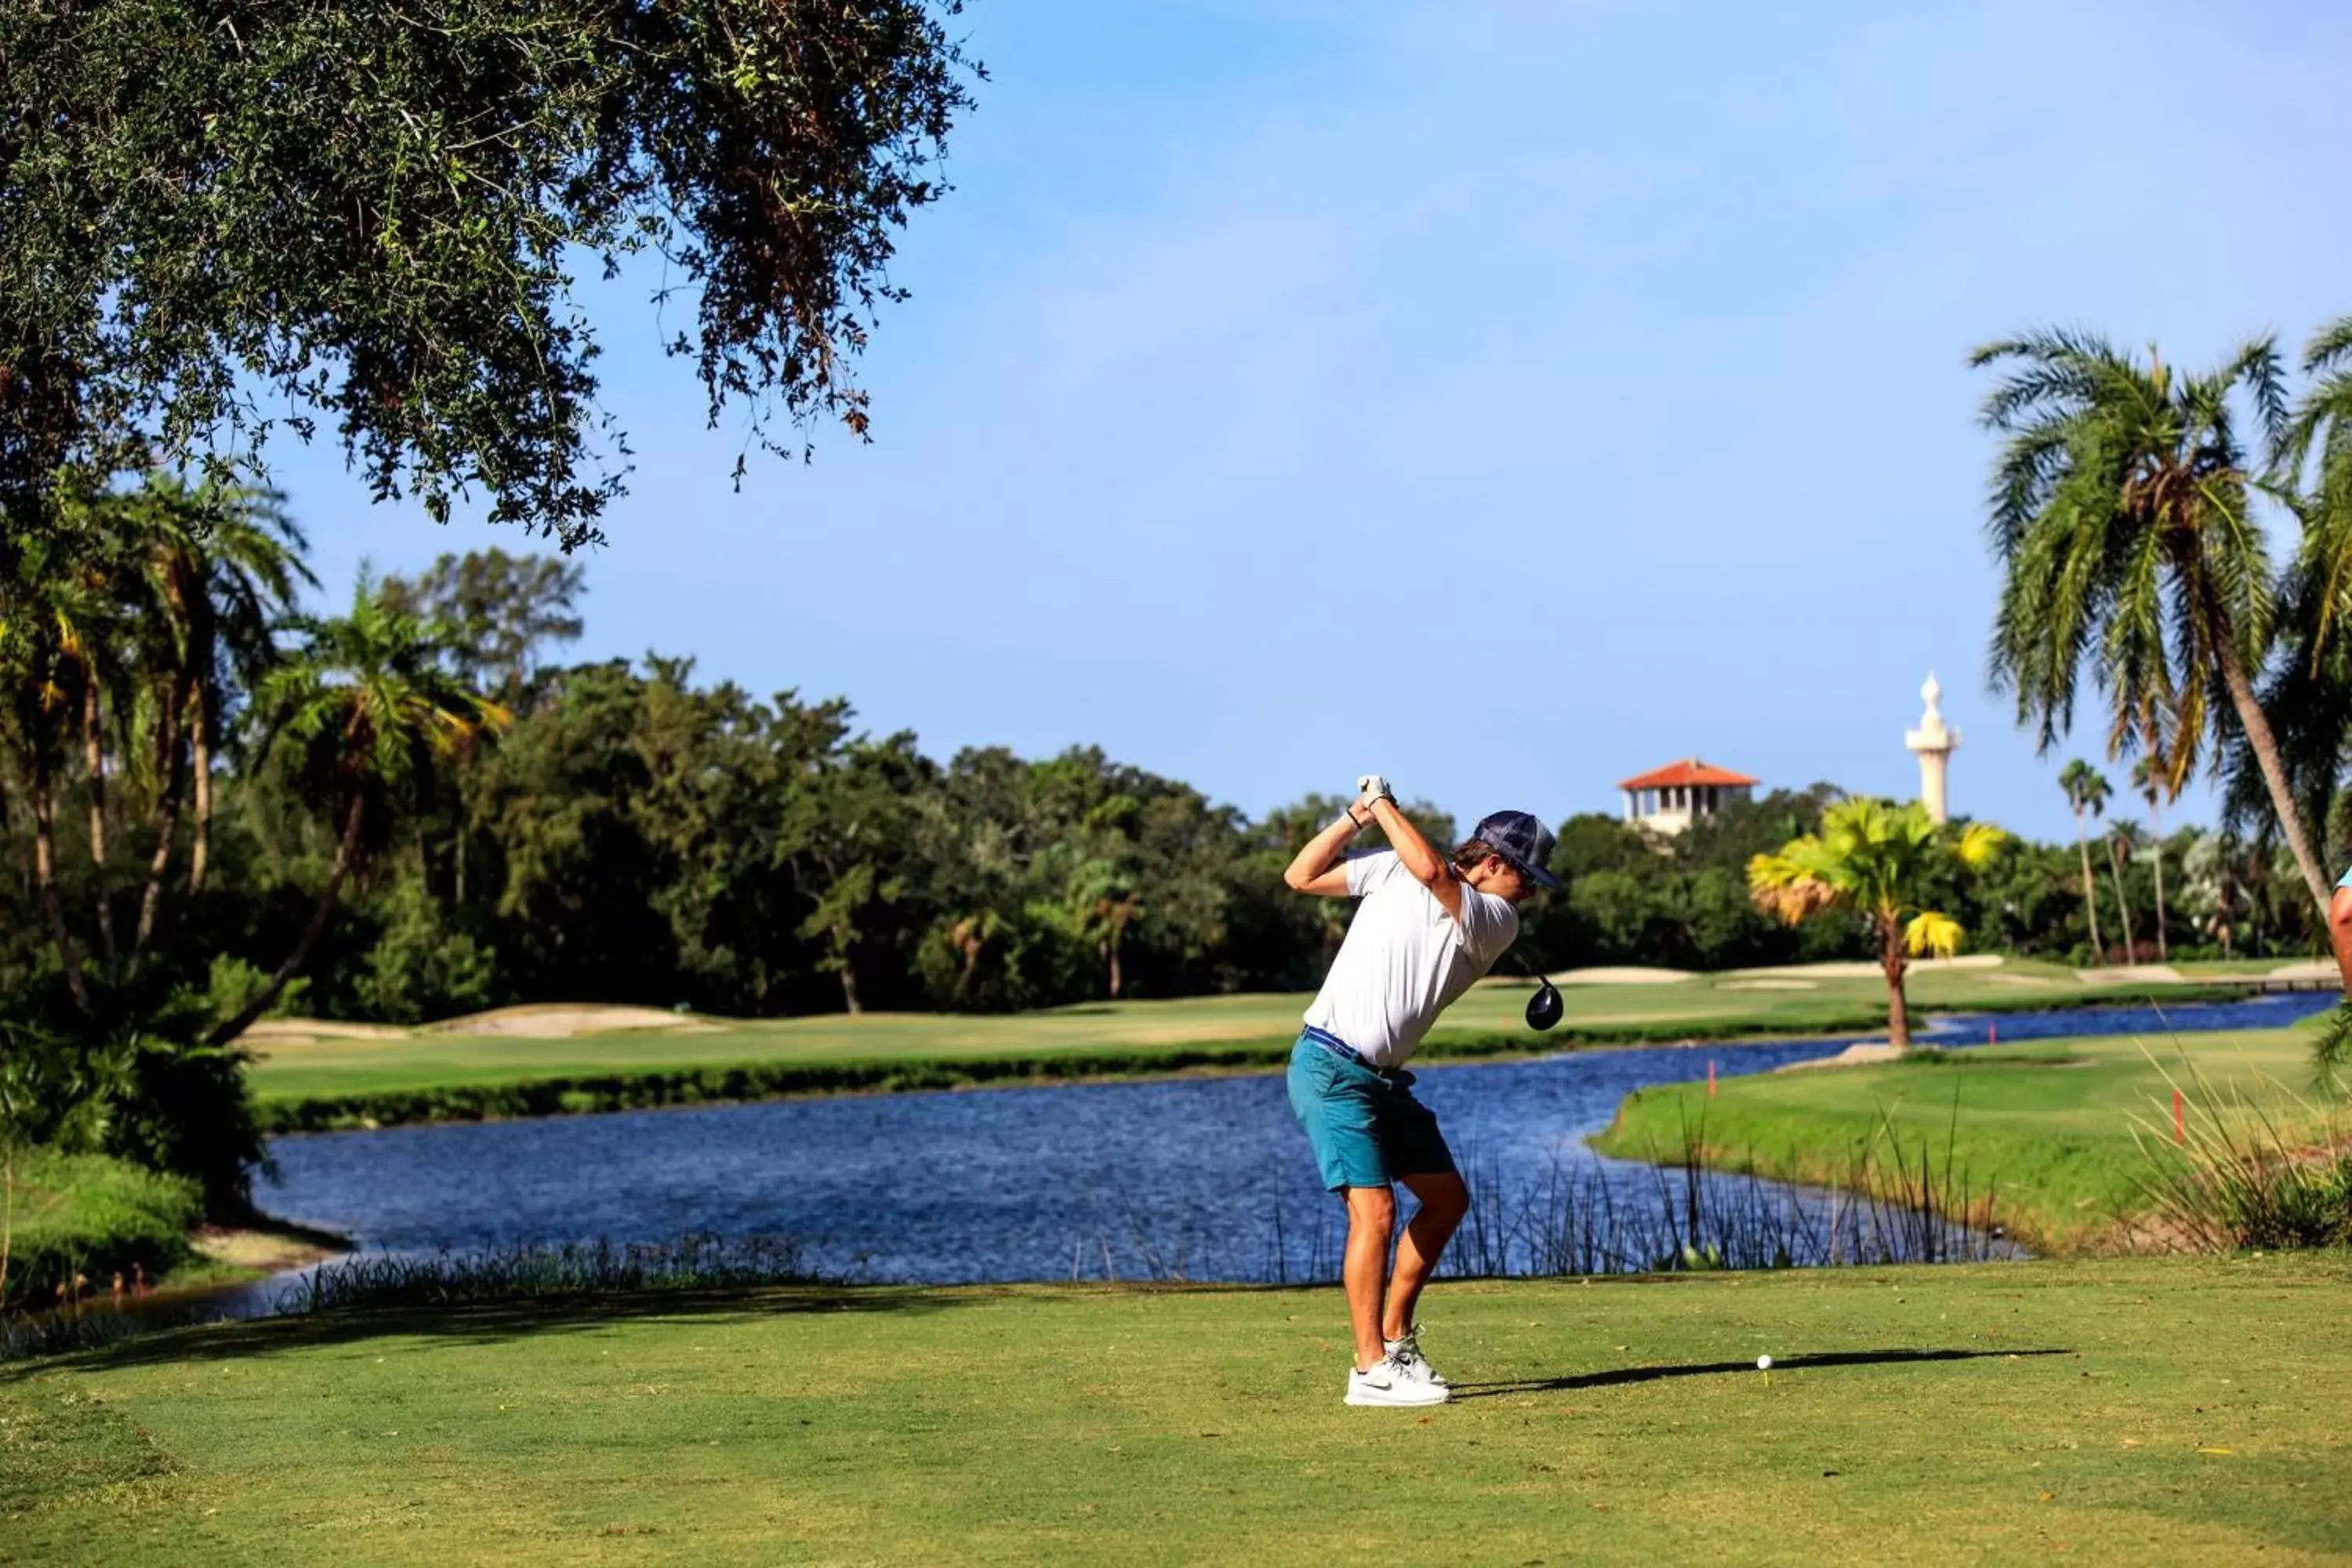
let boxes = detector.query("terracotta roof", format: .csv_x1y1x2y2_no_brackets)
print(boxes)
1617,758,1760,791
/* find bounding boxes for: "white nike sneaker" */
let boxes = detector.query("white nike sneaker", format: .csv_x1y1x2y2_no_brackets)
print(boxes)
1345,1352,1452,1407
1384,1325,1449,1389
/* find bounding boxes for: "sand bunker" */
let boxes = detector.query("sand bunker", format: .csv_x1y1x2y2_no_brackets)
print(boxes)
2083,964,2191,985
241,1018,409,1044
1777,1042,1904,1072
426,1004,706,1039
2266,960,2338,983
1718,978,1819,991
1552,967,1697,985
1737,955,2005,980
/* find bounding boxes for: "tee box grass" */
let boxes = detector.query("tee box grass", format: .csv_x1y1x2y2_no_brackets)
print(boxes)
5,1257,2349,1563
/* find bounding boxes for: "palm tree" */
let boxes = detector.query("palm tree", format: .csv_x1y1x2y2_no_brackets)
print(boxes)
2106,820,2141,962
2059,760,2110,964
207,580,501,1046
2129,757,2172,962
2259,317,2352,859
1748,798,2005,1051
0,508,117,1018
1070,859,1144,1000
113,477,309,951
1974,331,2333,921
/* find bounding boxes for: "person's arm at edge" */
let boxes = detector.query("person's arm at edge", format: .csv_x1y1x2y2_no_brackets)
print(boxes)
1367,796,1465,922
2331,884,2352,996
1283,804,1373,897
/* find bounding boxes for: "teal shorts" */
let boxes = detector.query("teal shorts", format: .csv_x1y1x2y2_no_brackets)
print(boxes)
1287,1034,1457,1192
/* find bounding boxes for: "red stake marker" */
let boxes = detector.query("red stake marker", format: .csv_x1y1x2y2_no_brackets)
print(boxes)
1708,1059,1718,1098
2174,1087,2187,1145
1988,1022,1997,1047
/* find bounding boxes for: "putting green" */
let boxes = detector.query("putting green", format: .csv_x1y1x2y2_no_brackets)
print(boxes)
5,1258,2348,1563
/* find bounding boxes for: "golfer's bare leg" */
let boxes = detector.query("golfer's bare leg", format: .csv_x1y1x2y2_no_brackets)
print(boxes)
1383,1170,1468,1341
1343,1185,1397,1370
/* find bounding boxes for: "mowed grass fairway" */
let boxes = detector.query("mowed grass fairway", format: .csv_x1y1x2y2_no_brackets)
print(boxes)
241,961,2242,1122
1595,1020,2334,1252
5,1258,2349,1564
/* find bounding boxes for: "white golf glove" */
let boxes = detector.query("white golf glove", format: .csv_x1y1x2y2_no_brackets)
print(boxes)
1356,774,1395,809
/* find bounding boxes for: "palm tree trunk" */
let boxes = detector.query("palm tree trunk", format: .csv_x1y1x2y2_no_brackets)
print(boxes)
2218,638,2332,920
2074,807,2104,964
132,684,188,954
29,759,93,1018
2106,837,2136,961
837,962,863,1016
205,791,365,1047
187,684,213,895
1879,922,1911,1052
2148,804,2170,963
1107,937,1122,1001
82,679,119,974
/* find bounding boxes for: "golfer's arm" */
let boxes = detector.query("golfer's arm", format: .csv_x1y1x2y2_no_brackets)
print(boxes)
1368,797,1464,921
2331,887,2352,995
1283,809,1365,896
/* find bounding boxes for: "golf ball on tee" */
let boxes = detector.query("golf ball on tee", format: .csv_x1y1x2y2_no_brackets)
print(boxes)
1756,1356,1773,1370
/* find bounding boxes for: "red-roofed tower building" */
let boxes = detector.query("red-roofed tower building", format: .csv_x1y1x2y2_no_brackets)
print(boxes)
1617,759,1759,836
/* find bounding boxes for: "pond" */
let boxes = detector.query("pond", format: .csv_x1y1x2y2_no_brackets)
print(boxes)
256,993,2334,1287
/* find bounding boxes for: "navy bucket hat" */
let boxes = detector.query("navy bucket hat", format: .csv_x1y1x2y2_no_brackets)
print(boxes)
1472,811,1563,891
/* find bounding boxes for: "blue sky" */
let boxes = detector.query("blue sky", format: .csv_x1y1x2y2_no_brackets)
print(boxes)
268,0,2352,844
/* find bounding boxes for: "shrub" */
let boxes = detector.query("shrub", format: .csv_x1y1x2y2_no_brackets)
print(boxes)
0,1020,263,1217
1,1148,201,1311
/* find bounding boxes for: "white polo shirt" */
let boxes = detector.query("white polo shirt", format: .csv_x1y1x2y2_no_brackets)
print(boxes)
1301,850,1519,1069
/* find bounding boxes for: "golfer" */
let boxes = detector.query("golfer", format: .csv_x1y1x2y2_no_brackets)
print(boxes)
1281,775,1559,1406
2333,866,2352,995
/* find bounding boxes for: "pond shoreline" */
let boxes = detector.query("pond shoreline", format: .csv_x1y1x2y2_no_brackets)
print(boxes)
255,983,2267,1135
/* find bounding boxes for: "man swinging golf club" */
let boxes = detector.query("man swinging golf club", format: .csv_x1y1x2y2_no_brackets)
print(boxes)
1282,775,1560,1406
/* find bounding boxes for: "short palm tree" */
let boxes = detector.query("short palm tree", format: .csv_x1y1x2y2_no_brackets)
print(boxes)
2129,757,2171,962
207,581,502,1045
2059,760,2110,964
1748,798,2005,1051
1974,331,2334,920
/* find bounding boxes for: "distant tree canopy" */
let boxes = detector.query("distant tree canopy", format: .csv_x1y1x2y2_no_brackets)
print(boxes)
0,2,980,546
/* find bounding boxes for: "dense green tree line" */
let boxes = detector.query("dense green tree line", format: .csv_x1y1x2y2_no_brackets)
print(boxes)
0,499,2336,1211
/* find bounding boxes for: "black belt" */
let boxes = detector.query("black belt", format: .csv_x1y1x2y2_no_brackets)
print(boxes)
1303,1025,1391,1073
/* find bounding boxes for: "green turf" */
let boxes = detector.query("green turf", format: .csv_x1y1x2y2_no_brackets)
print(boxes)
243,968,2252,1131
1592,1020,2336,1254
5,1258,2349,1563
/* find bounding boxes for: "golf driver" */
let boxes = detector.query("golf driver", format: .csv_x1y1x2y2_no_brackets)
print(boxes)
1523,957,1563,1031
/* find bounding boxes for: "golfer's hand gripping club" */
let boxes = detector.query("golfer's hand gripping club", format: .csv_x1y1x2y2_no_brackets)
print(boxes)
1355,774,1395,813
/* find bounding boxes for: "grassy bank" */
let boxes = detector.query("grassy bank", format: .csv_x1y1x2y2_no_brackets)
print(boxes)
246,966,2252,1131
1,1152,199,1310
5,1258,2348,1563
1591,1022,2330,1254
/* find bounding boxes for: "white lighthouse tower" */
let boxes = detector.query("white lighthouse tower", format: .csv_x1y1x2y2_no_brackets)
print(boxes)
1905,672,1959,823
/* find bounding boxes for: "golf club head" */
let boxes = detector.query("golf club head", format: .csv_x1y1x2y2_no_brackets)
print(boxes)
1525,974,1563,1032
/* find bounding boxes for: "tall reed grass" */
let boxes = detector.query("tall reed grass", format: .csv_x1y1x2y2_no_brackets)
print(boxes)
277,1232,818,1314
2129,1051,2352,1251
